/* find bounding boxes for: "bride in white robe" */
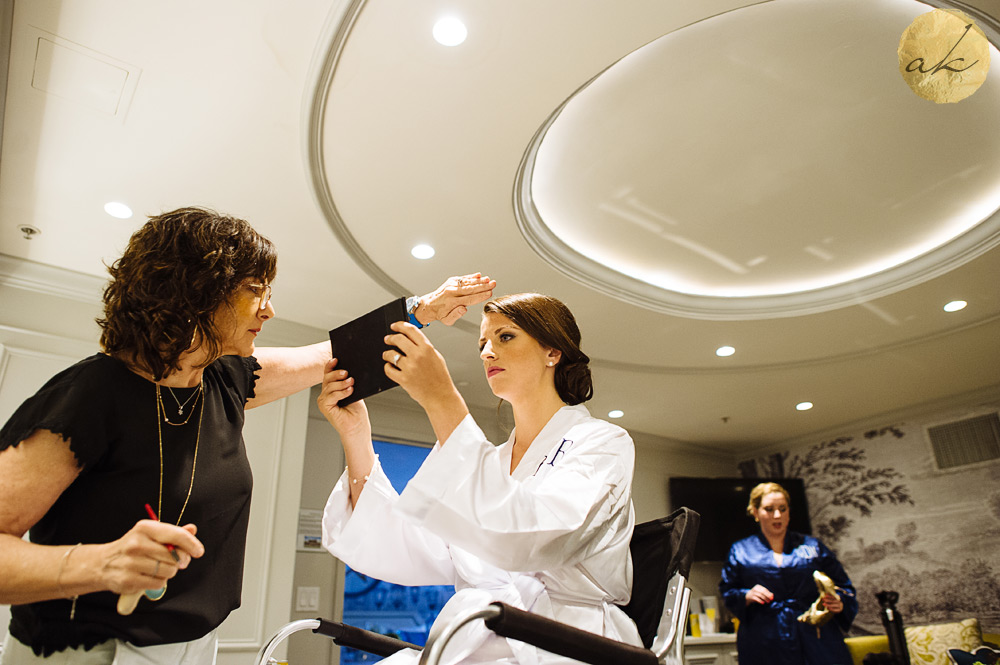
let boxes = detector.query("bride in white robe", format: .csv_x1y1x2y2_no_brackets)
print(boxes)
318,293,641,665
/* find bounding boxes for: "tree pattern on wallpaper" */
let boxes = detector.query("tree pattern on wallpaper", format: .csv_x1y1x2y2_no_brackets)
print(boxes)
852,538,1000,633
739,424,1000,634
856,484,1000,633
739,419,1000,635
736,425,996,634
737,427,914,549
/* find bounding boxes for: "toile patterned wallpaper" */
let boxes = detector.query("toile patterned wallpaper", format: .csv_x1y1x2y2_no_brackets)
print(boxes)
737,403,1000,636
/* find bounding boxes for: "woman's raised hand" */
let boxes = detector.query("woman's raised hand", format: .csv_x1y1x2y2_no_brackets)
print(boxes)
745,584,774,606
317,359,375,508
98,520,203,595
316,359,371,440
417,273,496,326
383,322,469,444
383,322,458,409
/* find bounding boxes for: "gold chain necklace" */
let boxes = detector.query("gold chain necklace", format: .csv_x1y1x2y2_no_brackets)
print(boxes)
156,383,203,426
166,385,201,416
147,382,203,602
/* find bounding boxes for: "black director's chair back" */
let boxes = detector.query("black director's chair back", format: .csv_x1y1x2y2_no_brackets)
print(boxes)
623,507,700,649
254,507,701,665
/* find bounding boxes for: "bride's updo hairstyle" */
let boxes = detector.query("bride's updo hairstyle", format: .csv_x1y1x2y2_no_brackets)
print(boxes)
482,293,593,405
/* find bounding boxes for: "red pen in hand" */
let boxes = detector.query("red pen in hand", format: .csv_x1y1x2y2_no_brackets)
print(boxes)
144,503,180,562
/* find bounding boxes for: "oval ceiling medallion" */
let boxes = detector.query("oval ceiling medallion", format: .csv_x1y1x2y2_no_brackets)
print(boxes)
514,0,1000,320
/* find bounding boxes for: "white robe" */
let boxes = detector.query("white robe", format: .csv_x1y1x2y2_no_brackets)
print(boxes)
321,404,641,665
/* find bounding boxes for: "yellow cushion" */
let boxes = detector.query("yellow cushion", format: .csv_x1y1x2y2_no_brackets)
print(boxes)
905,618,983,665
845,635,890,665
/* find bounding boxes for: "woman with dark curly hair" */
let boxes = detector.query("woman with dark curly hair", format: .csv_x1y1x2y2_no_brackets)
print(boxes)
316,293,640,665
0,207,493,665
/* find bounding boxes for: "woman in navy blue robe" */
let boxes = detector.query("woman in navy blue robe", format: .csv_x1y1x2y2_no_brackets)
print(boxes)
719,482,858,665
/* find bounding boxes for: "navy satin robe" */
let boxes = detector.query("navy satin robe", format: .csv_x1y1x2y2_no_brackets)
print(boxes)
719,532,858,665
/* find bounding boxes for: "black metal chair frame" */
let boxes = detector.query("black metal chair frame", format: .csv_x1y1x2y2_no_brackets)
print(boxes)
254,507,700,665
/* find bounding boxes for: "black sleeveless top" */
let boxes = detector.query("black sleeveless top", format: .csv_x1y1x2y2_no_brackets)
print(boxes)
0,353,259,655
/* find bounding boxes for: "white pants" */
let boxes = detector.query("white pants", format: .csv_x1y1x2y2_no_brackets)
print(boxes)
0,630,218,665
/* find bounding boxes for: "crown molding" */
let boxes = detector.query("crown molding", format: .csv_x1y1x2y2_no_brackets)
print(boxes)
0,253,326,348
741,381,1000,459
0,253,105,303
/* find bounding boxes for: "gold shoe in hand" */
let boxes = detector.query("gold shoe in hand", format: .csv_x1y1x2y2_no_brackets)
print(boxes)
797,570,839,627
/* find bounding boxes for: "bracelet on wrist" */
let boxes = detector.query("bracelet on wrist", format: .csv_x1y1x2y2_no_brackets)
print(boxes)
405,296,428,329
345,466,370,486
58,542,82,619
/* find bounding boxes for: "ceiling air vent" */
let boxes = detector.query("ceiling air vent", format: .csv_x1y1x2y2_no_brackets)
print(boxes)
927,412,1000,470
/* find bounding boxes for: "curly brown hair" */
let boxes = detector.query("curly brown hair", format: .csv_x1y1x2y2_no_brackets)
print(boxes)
483,293,593,405
98,207,277,380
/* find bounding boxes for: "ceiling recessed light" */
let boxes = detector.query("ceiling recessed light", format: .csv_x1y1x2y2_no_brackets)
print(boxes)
411,244,435,260
795,401,813,411
716,345,736,357
608,409,624,418
943,300,967,312
104,201,133,219
433,17,467,46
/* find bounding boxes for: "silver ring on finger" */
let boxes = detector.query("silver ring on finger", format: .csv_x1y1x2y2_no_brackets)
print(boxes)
154,560,161,577
392,352,401,365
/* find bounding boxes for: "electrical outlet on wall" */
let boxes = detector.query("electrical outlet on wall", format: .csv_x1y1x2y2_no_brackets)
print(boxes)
296,586,320,612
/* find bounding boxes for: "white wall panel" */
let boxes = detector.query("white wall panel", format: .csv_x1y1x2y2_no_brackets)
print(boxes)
217,391,309,665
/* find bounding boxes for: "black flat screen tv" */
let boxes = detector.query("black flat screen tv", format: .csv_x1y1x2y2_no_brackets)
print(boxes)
668,477,812,562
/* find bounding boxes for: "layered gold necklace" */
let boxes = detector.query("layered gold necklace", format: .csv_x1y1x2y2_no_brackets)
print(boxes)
156,382,203,426
165,385,201,417
146,381,204,601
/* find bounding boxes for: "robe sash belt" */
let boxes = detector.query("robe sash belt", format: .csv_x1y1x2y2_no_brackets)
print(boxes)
432,575,546,665
770,599,806,641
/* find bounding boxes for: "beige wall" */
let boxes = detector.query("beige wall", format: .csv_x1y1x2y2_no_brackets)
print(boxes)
632,432,735,523
630,432,737,602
